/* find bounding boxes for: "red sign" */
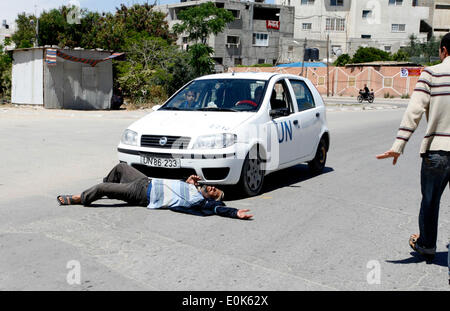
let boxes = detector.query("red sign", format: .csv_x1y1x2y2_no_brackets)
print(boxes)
266,20,280,30
407,68,423,76
401,67,423,77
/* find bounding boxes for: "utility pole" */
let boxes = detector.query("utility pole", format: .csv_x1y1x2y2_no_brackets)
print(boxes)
326,33,330,97
301,38,307,77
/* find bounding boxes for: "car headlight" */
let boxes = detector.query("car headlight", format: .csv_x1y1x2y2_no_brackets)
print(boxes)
192,133,237,149
121,129,138,146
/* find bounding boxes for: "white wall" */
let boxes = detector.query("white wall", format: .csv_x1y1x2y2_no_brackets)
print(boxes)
276,0,429,56
11,49,44,106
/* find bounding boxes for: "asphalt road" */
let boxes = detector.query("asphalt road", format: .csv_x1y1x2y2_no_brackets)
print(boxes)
0,104,448,291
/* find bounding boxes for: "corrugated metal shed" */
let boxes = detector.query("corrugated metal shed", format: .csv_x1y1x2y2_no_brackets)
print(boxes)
11,47,116,110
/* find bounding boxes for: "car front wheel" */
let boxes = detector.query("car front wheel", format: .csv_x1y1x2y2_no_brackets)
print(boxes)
308,138,327,174
238,148,265,197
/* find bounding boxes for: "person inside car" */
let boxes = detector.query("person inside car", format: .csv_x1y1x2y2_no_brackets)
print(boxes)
178,90,198,109
56,163,253,220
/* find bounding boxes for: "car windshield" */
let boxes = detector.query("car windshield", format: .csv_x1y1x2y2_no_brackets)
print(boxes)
160,79,268,112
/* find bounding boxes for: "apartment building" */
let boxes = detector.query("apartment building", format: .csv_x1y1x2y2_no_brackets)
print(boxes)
275,0,429,59
0,20,13,48
156,0,295,71
417,0,450,38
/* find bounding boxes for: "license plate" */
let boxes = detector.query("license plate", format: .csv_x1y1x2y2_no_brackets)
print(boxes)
140,156,180,168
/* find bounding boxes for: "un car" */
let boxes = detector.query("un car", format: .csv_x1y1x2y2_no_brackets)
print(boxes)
118,72,330,196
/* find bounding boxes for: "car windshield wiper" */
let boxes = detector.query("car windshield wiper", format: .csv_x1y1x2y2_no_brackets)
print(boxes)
160,106,181,110
197,107,238,112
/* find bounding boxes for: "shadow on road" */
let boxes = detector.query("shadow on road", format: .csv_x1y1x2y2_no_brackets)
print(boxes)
386,251,448,267
223,164,334,201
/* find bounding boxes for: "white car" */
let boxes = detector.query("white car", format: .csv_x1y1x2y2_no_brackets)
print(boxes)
118,72,330,196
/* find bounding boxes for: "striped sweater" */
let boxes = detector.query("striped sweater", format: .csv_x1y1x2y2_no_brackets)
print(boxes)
391,56,450,155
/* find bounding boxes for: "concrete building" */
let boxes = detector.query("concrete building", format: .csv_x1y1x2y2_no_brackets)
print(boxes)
11,47,114,109
156,0,295,71
275,0,429,60
417,0,450,39
0,20,13,48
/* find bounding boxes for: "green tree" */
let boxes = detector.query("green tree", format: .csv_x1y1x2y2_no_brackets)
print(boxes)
0,44,12,100
116,34,193,105
11,13,37,48
392,49,410,62
351,47,392,64
173,2,234,44
333,53,351,66
172,2,234,77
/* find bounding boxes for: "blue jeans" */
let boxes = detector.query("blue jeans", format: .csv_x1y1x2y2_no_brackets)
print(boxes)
417,151,450,256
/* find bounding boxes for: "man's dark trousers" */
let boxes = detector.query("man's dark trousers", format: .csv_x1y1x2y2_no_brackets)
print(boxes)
417,151,450,254
81,163,150,206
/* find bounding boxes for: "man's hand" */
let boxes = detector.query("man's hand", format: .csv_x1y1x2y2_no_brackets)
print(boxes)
237,209,253,220
186,175,201,186
376,150,401,165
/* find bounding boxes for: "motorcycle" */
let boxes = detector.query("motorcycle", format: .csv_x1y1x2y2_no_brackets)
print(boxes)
358,90,374,103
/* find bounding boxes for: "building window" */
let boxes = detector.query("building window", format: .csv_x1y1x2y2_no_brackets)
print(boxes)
391,24,406,32
330,0,344,6
361,34,371,39
388,0,403,5
258,59,265,64
435,4,450,9
332,45,342,55
182,37,188,44
301,0,315,4
213,57,223,65
252,33,269,46
362,10,372,18
234,58,242,66
228,9,241,19
302,23,312,30
227,36,240,47
326,18,346,31
384,46,391,52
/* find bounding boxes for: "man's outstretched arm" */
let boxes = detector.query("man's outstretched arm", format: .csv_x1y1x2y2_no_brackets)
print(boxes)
376,70,431,164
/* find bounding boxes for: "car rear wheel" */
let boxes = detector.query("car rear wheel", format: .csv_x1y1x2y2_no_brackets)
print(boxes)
238,147,265,197
308,138,327,174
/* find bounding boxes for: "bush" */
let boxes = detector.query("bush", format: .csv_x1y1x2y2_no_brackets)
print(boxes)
333,54,351,66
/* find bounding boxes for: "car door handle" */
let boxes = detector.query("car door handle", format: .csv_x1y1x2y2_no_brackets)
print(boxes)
293,120,300,128
316,112,320,118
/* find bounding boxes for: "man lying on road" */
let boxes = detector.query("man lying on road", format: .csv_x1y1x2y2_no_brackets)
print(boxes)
57,163,253,220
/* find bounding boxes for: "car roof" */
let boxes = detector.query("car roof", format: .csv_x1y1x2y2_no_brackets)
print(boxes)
195,72,305,82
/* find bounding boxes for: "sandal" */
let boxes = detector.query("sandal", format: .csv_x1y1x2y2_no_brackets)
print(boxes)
57,195,75,206
409,234,435,260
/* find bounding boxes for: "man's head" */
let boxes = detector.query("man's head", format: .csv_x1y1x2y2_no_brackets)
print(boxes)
185,91,196,104
440,32,450,61
200,185,224,201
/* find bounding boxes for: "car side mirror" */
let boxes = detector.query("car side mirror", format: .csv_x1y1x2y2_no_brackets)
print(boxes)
152,105,161,111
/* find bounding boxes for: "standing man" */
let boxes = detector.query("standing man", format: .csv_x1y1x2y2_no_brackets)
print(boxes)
376,33,450,274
